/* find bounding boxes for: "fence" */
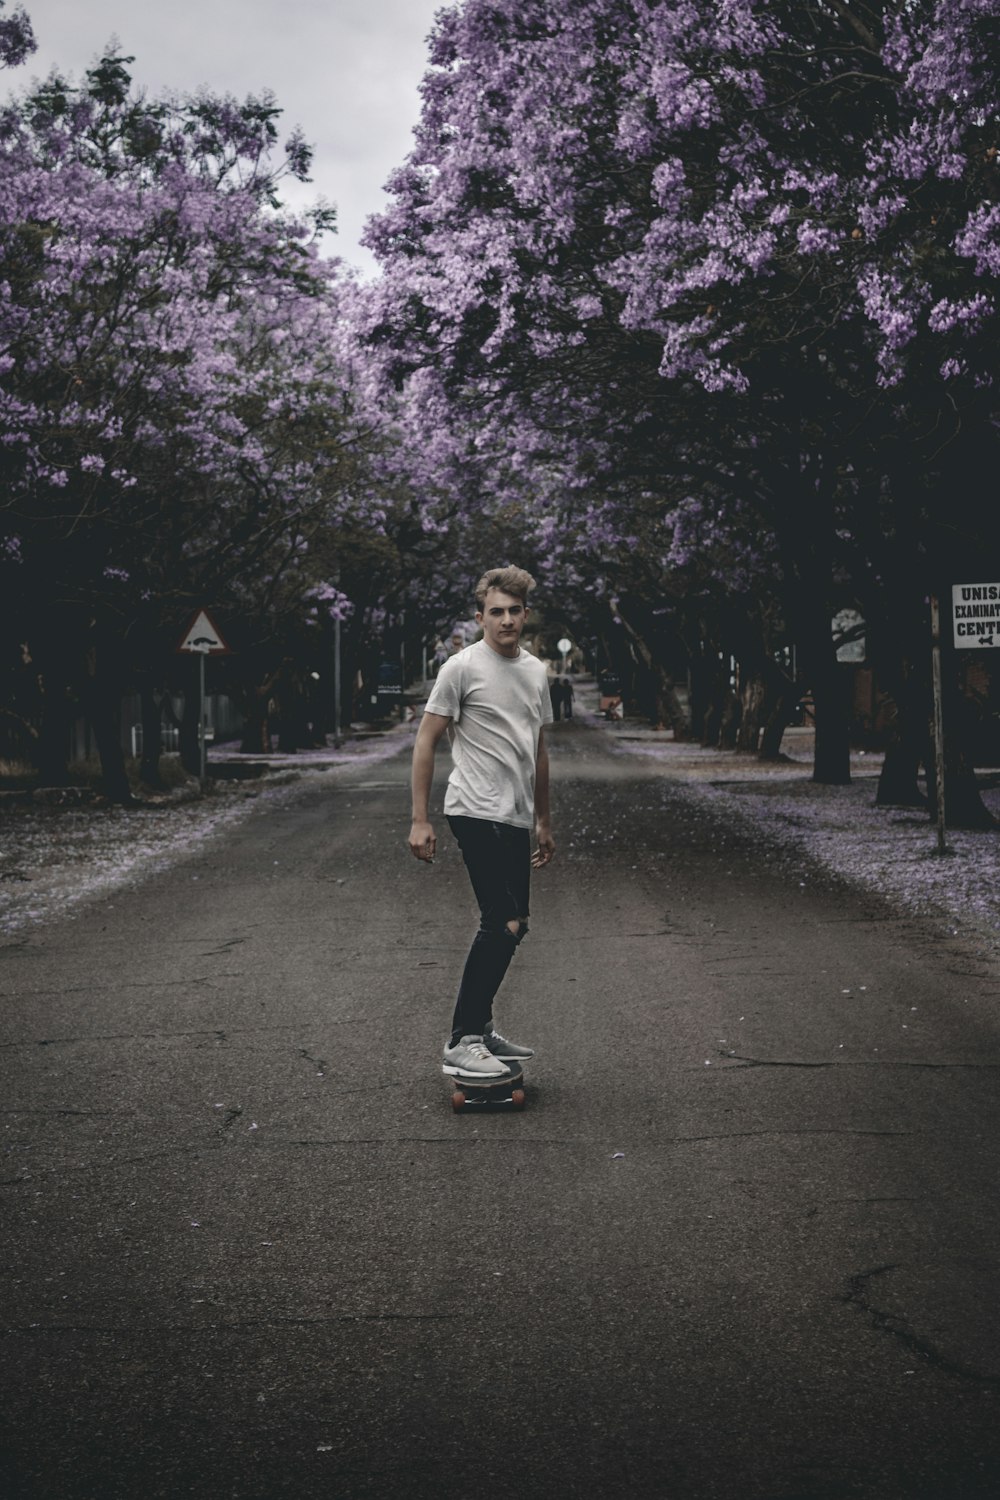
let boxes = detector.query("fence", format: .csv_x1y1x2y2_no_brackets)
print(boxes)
66,693,244,762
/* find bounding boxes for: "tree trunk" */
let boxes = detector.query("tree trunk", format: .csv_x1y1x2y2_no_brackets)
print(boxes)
736,672,765,754
928,749,997,830
612,604,690,738
273,659,306,752
179,659,202,778
927,658,998,830
876,737,928,807
84,656,134,805
237,669,277,753
687,649,713,747
701,702,721,747
876,674,929,807
719,689,741,750
36,674,73,786
697,658,728,747
138,685,166,790
29,629,74,785
811,659,852,785
239,698,271,753
758,688,797,761
655,672,689,739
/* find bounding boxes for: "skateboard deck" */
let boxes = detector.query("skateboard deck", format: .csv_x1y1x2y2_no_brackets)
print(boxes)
444,1062,526,1113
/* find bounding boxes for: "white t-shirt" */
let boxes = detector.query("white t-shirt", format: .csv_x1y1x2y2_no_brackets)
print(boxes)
424,640,553,828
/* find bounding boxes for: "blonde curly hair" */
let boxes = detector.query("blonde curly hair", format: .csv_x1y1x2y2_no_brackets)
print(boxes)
474,566,536,611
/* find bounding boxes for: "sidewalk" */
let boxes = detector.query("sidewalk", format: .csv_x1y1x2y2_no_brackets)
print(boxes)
567,674,1000,954
205,716,417,777
566,672,872,778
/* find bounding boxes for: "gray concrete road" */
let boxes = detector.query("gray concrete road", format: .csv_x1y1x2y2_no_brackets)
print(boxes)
2,722,999,1500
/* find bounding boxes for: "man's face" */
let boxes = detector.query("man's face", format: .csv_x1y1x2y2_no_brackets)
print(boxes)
477,588,528,656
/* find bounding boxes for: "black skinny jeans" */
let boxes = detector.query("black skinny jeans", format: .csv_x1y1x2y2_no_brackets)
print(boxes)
447,815,531,1042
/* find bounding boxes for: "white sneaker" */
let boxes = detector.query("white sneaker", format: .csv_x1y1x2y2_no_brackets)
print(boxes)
484,1026,534,1060
443,1035,511,1078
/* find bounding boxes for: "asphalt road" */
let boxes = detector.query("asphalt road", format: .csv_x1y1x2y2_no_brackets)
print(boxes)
2,721,1000,1500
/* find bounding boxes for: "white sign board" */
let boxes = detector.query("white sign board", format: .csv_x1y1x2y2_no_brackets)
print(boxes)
177,608,231,655
952,583,1000,648
832,608,865,664
557,637,572,655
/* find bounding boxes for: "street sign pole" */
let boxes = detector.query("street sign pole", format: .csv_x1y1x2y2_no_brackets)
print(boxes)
174,607,232,787
930,595,947,855
199,649,207,783
334,613,342,747
332,569,342,747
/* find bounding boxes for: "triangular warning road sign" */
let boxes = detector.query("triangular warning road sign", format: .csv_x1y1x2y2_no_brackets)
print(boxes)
176,608,232,655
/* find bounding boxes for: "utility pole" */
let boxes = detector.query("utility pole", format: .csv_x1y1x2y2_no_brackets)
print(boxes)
333,568,343,748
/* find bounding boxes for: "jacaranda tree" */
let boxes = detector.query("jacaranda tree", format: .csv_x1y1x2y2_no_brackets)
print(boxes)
0,16,398,796
364,0,1000,815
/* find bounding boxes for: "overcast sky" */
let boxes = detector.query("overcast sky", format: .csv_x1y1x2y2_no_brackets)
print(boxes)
6,0,444,277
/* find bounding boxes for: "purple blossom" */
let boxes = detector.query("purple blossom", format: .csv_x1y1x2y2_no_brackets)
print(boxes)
954,205,1000,277
796,223,841,256
307,582,355,622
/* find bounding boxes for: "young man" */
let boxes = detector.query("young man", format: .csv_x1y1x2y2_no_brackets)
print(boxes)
408,566,555,1078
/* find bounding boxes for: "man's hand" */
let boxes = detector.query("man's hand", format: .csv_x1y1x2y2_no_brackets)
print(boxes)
532,820,555,868
409,712,450,865
408,819,437,863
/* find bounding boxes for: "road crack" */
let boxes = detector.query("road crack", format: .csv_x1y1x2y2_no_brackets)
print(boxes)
298,1047,328,1077
840,1263,1000,1387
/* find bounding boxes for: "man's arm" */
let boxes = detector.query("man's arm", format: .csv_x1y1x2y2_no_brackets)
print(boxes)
408,711,452,862
532,727,555,868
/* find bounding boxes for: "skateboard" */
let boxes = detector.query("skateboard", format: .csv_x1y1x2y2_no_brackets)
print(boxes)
444,1062,526,1113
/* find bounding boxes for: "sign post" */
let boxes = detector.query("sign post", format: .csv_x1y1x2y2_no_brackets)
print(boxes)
175,608,232,783
333,611,342,746
930,595,947,855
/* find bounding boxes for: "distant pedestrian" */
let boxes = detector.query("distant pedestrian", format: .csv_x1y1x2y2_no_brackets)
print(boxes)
550,674,563,721
561,677,574,720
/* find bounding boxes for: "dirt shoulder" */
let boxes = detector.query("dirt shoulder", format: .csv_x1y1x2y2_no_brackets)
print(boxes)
0,723,416,937
582,686,1000,955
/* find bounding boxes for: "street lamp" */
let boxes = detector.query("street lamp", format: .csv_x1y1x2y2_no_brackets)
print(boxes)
333,568,342,747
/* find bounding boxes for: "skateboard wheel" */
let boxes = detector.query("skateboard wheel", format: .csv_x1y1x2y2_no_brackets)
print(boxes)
451,1091,466,1112
511,1088,526,1110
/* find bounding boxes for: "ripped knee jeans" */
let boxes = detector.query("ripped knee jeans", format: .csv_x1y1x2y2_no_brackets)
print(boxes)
446,815,531,1043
